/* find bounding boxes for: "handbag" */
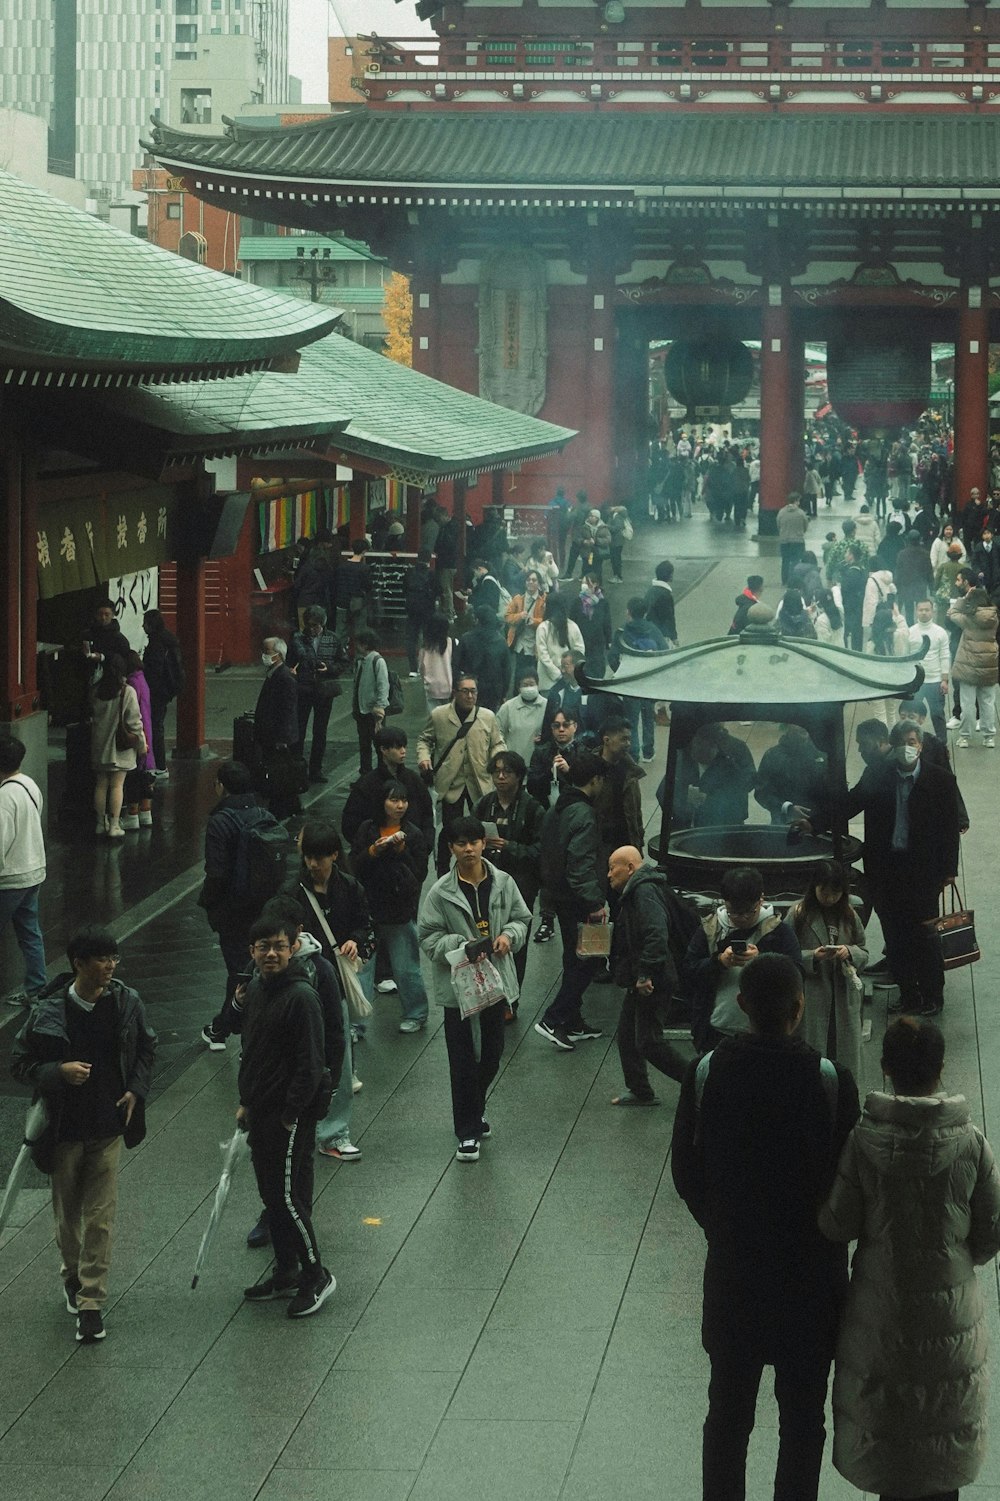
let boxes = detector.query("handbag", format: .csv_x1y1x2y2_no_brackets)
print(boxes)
576,915,613,960
303,889,374,1018
924,882,980,970
115,688,145,753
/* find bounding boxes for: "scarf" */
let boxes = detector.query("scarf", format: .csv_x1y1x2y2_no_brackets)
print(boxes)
578,585,600,620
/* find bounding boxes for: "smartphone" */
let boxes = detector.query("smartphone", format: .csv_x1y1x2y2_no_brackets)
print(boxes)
465,937,491,962
729,940,748,955
482,821,500,843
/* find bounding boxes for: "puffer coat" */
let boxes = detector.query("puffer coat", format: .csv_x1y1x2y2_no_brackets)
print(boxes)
819,1092,1000,1497
948,588,1000,687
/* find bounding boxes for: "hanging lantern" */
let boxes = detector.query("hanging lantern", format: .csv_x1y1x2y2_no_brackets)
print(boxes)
827,332,930,435
663,338,754,421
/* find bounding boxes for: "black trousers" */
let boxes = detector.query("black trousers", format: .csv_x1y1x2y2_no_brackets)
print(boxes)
780,542,805,584
877,873,945,1009
443,1002,506,1140
703,1340,831,1501
616,985,687,1097
149,691,169,770
542,906,602,1029
354,712,379,777
297,691,334,775
248,1112,322,1286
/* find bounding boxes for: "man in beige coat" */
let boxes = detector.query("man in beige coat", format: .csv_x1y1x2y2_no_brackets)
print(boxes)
417,675,505,873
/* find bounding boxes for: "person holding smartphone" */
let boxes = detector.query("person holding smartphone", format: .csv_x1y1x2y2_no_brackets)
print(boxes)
682,865,804,1053
786,860,868,1083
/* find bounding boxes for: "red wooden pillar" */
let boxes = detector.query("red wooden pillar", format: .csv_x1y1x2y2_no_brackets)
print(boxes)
348,474,367,540
585,280,616,507
954,301,989,509
757,297,798,536
173,556,208,758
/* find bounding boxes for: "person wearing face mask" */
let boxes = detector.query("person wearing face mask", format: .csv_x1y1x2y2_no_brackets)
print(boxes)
495,674,547,764
906,598,950,740
947,569,999,749
504,568,547,682
671,722,757,829
786,860,868,1082
844,722,960,1018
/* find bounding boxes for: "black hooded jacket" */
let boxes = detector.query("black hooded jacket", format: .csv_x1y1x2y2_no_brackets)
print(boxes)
237,956,325,1123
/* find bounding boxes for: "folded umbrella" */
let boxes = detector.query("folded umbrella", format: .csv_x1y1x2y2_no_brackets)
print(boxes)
191,1127,250,1290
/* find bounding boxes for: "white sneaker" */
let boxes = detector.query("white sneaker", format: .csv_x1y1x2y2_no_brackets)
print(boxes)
351,1074,363,1095
95,817,107,836
377,979,397,994
399,1019,425,1033
947,716,961,730
956,737,970,748
138,810,153,827
107,820,125,839
986,737,996,749
120,813,140,831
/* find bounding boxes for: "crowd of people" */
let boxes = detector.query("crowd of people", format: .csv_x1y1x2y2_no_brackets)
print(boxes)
4,446,1000,1501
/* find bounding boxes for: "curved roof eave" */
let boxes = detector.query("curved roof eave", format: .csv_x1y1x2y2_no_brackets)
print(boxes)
590,634,926,707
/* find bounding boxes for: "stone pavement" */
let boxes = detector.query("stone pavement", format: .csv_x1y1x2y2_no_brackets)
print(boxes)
1,500,999,1501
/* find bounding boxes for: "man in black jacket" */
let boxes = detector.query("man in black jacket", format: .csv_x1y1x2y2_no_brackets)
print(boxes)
11,925,157,1344
255,637,301,818
847,720,960,1016
453,605,511,711
199,760,278,1050
534,751,608,1051
607,847,688,1105
238,915,335,1318
672,953,859,1501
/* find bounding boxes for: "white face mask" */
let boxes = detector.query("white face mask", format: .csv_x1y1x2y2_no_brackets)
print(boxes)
261,652,275,667
894,744,919,769
520,685,540,703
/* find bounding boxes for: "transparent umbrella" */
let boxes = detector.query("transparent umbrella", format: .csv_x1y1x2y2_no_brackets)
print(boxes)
0,1099,49,1236
191,1128,250,1289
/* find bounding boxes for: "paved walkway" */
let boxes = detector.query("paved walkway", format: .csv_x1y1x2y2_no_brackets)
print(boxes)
1,502,999,1501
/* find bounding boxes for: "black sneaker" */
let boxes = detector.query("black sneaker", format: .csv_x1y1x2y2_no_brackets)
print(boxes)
246,1212,271,1249
456,1138,480,1162
287,1268,336,1318
568,1020,603,1041
533,921,554,944
479,1120,491,1140
534,1020,575,1051
76,1309,106,1343
200,1023,227,1052
864,957,892,977
64,1278,81,1314
244,1271,300,1301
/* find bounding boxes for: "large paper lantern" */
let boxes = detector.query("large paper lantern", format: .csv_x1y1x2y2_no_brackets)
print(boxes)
664,338,754,420
827,333,930,434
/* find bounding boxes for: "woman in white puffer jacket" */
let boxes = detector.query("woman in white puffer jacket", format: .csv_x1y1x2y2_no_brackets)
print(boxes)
819,1018,1000,1501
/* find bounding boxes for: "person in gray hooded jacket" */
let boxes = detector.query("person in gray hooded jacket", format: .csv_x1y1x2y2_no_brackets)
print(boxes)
820,1017,1000,1501
417,815,530,1162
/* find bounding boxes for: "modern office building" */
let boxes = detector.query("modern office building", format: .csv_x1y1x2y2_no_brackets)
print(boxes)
0,0,289,206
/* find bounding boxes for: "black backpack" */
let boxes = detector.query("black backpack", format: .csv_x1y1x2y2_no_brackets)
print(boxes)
232,808,294,908
405,567,436,617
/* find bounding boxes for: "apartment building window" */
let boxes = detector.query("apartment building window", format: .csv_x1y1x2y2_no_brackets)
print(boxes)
175,23,197,44
180,88,212,124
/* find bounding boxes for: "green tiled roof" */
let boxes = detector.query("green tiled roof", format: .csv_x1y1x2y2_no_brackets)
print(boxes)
238,234,384,262
149,111,1000,197
91,331,575,479
0,167,339,382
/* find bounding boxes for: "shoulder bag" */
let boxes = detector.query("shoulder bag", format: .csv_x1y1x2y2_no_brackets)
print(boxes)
924,881,980,970
302,888,374,1018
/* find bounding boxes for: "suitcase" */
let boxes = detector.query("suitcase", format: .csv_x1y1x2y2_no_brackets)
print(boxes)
233,713,259,771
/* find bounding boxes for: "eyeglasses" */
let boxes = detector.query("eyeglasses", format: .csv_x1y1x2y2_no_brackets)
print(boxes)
725,904,761,924
252,942,291,955
456,686,477,695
